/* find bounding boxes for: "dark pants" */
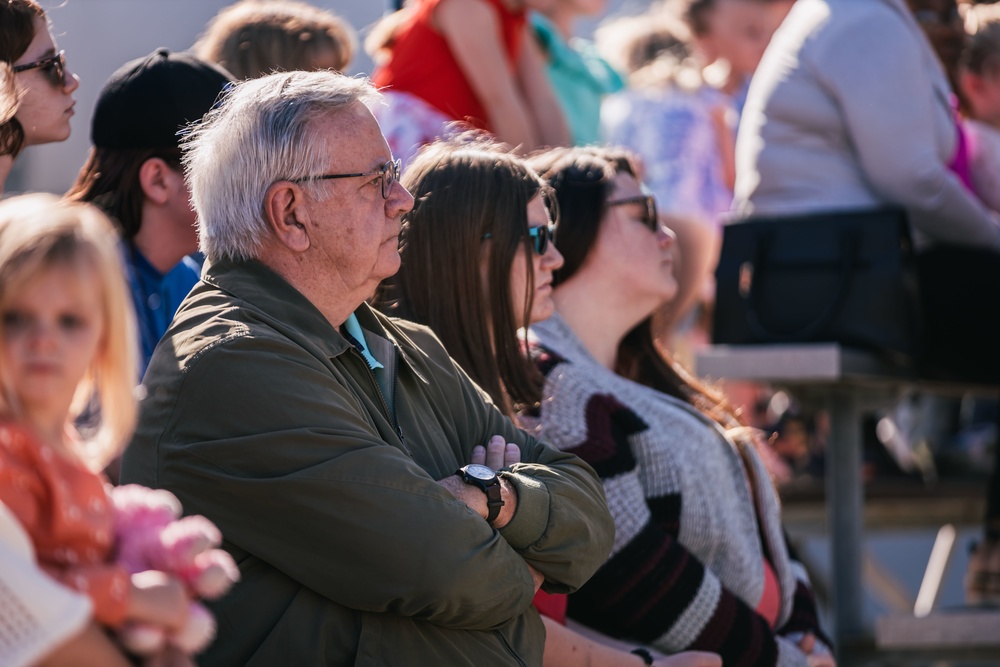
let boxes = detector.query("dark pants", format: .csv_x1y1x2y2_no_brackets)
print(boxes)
917,245,1000,529
916,245,1000,384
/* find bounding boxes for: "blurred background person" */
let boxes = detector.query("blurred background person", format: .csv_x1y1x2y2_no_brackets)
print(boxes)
530,0,625,146
0,0,79,193
65,49,232,376
193,0,356,80
735,0,1000,383
367,0,570,164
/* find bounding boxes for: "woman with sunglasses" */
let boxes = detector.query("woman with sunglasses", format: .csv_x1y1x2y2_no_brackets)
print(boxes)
375,138,719,667
523,145,835,667
1,0,79,193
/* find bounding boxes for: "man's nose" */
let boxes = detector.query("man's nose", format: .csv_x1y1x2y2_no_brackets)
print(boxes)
386,179,414,218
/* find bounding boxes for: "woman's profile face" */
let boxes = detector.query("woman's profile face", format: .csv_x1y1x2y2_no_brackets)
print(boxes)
12,17,79,148
509,194,564,328
589,172,678,311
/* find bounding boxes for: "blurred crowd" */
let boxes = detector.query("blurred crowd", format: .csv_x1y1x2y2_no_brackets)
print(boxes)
2,0,1000,665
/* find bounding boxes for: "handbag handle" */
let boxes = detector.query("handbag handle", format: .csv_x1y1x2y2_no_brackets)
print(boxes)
744,228,860,341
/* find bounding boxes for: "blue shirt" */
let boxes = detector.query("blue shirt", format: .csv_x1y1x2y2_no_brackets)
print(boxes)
123,245,201,375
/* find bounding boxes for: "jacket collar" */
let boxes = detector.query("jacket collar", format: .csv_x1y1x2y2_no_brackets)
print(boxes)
202,258,426,381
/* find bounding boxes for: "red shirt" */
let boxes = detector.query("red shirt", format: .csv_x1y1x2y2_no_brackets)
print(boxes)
372,0,526,132
0,422,130,627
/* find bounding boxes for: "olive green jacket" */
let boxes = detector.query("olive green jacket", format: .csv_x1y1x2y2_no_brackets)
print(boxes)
120,259,613,666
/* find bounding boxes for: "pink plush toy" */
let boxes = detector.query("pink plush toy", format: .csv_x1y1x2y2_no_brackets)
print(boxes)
110,484,240,656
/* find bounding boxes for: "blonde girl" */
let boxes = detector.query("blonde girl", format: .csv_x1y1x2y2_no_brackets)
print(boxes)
0,194,189,645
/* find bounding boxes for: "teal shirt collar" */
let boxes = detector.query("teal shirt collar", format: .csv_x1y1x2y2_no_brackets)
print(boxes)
344,312,384,370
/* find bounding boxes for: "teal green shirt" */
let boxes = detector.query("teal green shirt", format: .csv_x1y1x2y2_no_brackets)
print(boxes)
532,12,626,146
343,312,383,370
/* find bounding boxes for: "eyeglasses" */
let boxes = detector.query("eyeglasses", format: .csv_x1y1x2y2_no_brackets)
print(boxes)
13,51,66,88
482,224,556,255
606,193,658,232
292,158,401,199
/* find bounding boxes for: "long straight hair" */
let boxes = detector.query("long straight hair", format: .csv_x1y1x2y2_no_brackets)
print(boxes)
375,137,551,415
0,194,138,470
528,145,743,428
0,0,46,157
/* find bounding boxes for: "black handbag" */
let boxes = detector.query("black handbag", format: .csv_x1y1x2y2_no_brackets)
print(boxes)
712,207,922,361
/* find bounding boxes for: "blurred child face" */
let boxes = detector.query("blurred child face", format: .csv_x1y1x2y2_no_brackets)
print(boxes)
509,194,564,327
696,0,789,78
962,65,1000,127
1,263,104,422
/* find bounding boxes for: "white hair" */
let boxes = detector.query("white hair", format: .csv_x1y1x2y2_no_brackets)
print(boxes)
183,70,381,263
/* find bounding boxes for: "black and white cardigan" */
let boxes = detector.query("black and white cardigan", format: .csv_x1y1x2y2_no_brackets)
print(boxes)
525,313,829,667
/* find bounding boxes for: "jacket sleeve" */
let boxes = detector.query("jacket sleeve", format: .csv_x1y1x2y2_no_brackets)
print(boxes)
400,324,615,595
810,7,1000,250
535,379,807,667
134,335,544,631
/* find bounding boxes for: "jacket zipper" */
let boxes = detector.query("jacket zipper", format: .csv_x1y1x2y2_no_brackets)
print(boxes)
354,345,411,457
493,629,527,667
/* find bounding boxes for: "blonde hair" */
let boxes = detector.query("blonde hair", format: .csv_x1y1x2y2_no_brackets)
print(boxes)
194,0,356,80
0,194,138,470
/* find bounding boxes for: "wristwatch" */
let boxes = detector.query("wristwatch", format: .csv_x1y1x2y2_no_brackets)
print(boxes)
456,464,505,524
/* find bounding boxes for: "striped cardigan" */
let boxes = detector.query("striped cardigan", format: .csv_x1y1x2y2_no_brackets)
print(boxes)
524,314,829,667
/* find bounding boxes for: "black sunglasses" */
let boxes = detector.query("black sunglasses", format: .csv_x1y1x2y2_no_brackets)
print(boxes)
292,158,401,199
606,194,658,232
482,224,556,255
13,50,66,88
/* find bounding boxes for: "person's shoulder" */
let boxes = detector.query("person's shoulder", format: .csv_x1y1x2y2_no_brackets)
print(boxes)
804,0,911,42
379,312,451,360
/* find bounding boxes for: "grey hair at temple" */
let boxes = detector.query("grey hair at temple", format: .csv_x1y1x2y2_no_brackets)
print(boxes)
182,70,380,263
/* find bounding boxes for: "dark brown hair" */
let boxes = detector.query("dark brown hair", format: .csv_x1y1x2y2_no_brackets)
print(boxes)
65,147,183,241
0,0,46,157
528,145,742,428
963,3,1000,76
375,137,552,415
194,0,356,80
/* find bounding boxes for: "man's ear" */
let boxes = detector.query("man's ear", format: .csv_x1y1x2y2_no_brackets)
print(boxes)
138,158,174,206
263,180,311,253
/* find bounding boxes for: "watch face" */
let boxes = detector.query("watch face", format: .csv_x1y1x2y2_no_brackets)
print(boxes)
464,464,496,481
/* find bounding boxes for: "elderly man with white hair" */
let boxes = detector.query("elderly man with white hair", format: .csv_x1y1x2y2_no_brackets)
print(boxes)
120,70,613,666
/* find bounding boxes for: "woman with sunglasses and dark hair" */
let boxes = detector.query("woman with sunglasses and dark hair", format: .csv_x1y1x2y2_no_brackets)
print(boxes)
376,137,719,667
1,0,79,193
523,145,835,667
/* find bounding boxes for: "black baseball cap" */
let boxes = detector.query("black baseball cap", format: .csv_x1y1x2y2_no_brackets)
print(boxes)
91,48,233,150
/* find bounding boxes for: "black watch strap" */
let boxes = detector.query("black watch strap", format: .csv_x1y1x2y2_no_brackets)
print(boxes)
456,465,505,524
483,480,504,524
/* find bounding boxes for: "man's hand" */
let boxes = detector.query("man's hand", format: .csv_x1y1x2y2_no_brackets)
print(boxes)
437,436,521,527
526,562,544,593
470,435,520,470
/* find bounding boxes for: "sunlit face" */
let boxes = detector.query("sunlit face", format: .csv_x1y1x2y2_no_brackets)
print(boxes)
696,0,783,78
1,263,105,421
509,194,564,327
588,172,677,312
301,103,414,300
961,66,1000,126
165,164,199,255
12,17,80,148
